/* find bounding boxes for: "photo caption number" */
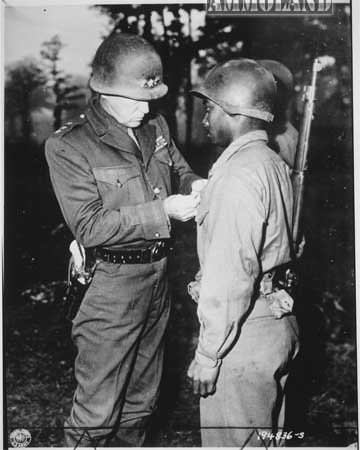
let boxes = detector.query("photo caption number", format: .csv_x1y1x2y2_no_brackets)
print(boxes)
257,431,305,440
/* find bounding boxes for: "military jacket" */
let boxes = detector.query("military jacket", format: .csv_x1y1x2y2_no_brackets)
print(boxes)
194,130,294,368
45,97,199,249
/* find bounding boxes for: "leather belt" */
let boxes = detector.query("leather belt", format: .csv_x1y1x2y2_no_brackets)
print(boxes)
93,240,171,264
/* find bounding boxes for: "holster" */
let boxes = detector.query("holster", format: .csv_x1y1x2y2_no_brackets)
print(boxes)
65,278,89,321
259,263,298,319
64,243,98,321
273,263,298,296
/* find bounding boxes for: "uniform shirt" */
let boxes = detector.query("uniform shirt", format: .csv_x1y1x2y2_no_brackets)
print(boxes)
194,130,294,368
45,96,200,249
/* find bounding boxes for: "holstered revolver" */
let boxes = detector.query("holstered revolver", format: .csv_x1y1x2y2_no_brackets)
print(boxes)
260,265,297,319
65,241,98,321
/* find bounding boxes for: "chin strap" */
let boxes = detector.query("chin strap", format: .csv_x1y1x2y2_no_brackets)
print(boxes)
229,107,274,123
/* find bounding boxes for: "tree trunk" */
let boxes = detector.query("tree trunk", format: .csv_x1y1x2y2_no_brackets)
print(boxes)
53,104,62,131
184,10,193,151
142,8,152,40
184,65,193,152
21,96,32,142
53,78,63,130
160,10,178,140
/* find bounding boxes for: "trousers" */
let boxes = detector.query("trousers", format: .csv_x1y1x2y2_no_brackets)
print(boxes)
64,257,170,447
200,297,300,447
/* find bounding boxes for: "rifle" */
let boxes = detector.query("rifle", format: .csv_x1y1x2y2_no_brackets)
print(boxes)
291,56,335,250
274,56,335,297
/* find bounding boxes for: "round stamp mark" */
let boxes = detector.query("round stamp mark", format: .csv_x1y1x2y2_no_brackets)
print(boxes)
9,429,32,448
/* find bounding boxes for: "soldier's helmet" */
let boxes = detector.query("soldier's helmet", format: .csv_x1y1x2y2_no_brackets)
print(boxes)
258,59,294,92
89,32,168,101
191,58,277,123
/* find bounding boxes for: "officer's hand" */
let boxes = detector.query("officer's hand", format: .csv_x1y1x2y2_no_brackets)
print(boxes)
187,358,220,397
191,179,208,194
163,194,200,222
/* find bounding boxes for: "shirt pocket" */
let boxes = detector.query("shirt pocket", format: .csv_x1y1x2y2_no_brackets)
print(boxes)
154,146,173,167
92,165,145,208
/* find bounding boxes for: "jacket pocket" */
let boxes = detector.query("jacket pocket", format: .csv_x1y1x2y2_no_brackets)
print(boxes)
92,165,145,207
93,165,139,186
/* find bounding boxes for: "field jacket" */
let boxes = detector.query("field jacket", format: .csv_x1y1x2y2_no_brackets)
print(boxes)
45,97,200,250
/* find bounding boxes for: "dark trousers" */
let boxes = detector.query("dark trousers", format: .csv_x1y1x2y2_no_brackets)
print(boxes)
64,258,170,447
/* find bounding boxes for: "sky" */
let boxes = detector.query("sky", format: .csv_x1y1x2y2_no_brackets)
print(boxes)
4,5,110,76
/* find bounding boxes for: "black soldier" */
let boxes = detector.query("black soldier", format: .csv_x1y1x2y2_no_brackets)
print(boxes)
187,59,299,447
45,32,204,447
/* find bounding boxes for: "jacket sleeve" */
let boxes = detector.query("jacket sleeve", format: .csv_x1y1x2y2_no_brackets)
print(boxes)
195,174,266,368
158,115,202,194
45,136,170,248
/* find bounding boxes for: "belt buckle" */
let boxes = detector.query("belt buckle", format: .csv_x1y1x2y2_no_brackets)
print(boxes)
150,241,163,262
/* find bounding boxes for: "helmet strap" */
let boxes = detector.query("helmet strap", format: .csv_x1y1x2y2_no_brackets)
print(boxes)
230,107,274,123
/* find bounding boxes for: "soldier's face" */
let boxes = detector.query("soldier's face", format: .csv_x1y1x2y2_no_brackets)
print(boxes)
100,95,149,127
202,100,232,147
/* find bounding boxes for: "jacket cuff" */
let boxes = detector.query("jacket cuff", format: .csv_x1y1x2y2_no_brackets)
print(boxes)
195,349,221,369
137,200,171,240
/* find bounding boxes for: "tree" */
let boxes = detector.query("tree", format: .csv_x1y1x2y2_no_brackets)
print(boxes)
94,5,201,148
5,58,47,142
94,5,351,146
40,35,79,130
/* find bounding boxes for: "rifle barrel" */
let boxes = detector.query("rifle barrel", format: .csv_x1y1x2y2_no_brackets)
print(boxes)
292,58,321,245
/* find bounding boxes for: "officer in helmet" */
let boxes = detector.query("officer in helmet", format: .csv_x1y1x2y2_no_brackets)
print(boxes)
187,59,299,447
45,32,204,447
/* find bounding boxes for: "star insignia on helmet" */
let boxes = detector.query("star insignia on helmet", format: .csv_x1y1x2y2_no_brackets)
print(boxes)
142,76,161,89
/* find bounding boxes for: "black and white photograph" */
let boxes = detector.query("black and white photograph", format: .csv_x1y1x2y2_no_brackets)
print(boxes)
2,0,357,448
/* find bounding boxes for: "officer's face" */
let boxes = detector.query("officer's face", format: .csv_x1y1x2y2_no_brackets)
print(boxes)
101,95,149,128
202,100,232,147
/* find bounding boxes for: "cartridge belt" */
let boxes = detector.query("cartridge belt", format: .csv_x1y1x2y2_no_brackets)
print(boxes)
259,262,296,296
92,240,171,265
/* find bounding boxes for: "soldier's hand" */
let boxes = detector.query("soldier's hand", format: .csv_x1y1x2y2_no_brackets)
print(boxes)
163,194,200,222
187,358,220,397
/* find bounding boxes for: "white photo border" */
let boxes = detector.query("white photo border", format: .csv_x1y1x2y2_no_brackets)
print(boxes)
1,1,358,449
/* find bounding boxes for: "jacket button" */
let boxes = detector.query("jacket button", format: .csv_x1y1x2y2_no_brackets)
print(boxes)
155,232,160,238
80,114,85,119
153,187,161,194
